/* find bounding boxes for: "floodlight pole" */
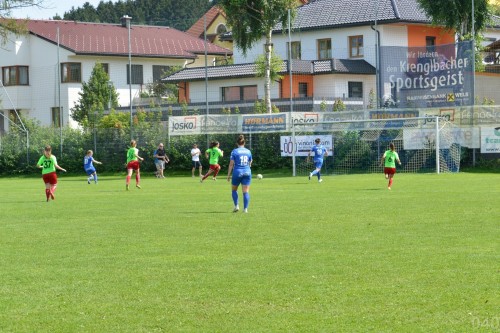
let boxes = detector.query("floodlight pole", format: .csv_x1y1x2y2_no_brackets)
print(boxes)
122,15,133,140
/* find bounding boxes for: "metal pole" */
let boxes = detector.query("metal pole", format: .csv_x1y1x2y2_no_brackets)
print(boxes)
204,14,209,147
288,9,293,113
374,0,380,108
435,116,440,174
94,111,97,154
125,15,133,140
471,0,476,166
57,27,63,158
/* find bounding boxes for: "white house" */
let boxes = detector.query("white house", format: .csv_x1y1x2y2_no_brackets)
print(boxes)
163,0,500,110
0,18,232,131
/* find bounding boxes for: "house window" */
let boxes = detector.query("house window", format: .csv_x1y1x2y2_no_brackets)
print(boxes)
349,35,364,58
216,24,227,35
317,39,332,59
222,85,258,101
426,36,436,52
61,63,81,83
298,82,308,97
2,66,29,86
51,107,61,128
348,82,363,98
101,63,109,74
153,65,171,82
126,64,143,84
287,41,301,60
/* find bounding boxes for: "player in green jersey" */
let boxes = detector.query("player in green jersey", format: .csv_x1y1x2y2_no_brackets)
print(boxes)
126,140,144,190
36,145,66,201
380,142,401,190
200,141,223,182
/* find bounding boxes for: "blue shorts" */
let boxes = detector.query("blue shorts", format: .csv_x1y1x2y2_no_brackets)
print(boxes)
314,160,323,169
231,169,252,186
85,167,96,175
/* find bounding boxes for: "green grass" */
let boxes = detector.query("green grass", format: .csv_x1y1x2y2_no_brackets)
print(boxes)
0,173,499,332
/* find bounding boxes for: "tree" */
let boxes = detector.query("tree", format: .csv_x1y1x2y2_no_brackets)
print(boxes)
0,0,46,45
417,0,489,41
219,0,296,113
71,63,118,128
491,0,500,16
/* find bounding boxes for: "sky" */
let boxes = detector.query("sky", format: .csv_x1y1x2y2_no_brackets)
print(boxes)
11,0,107,20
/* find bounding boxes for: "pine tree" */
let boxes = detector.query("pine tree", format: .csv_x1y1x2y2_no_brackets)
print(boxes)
70,63,118,128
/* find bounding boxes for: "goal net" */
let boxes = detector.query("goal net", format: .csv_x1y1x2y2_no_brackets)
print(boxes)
291,116,461,176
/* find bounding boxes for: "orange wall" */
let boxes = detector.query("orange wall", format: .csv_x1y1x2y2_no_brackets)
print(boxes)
281,74,314,98
407,25,455,48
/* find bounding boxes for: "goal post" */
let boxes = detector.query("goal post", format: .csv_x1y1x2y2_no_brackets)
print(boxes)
291,116,461,176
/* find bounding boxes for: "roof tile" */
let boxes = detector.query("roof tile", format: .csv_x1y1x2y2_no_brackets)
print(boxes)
17,19,231,58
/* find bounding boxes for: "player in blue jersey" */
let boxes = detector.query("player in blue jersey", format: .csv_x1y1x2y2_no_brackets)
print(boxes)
83,150,102,184
307,138,328,183
227,134,253,213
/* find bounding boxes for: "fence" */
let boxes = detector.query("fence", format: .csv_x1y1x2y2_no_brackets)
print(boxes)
1,106,499,176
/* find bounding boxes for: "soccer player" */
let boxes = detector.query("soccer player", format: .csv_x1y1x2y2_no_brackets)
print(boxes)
191,143,203,178
37,145,66,201
153,143,169,178
227,135,252,213
380,142,401,190
200,141,223,182
307,138,328,183
126,140,144,190
83,150,102,184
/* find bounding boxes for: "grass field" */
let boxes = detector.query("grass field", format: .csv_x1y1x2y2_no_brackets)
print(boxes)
0,172,499,332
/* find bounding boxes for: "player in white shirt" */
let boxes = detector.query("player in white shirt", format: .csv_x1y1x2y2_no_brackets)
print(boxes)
191,143,203,178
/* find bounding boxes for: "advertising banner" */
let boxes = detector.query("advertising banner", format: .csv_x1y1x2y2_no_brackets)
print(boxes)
169,115,201,136
380,41,474,108
169,115,241,135
368,110,419,129
480,126,500,153
242,113,288,133
280,135,333,157
403,127,479,149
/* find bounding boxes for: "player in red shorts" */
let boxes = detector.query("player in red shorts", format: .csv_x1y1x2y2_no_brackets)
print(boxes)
126,140,144,190
36,145,66,201
380,142,401,190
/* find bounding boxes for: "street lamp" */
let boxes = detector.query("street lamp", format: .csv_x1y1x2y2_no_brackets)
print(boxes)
121,15,133,139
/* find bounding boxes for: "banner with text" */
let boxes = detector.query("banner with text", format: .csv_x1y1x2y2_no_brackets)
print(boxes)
280,135,333,157
242,113,288,133
480,126,500,153
380,41,474,108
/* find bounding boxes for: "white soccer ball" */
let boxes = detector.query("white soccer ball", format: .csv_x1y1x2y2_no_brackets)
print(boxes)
256,174,263,179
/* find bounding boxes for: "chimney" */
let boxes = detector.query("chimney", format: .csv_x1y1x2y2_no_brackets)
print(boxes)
121,15,132,28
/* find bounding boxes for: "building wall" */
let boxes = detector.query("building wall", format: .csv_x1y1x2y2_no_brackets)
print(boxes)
280,74,314,98
0,30,204,128
187,77,280,103
476,72,500,103
233,25,378,67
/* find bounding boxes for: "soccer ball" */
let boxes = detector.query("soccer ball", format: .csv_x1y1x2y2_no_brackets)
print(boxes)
257,174,263,179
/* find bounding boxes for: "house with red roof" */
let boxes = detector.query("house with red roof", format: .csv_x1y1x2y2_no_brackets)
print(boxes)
0,18,231,130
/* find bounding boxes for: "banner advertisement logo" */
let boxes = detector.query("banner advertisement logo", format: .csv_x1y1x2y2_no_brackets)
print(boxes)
403,127,479,149
481,126,500,153
169,116,199,135
380,41,473,108
368,110,419,128
242,114,287,133
199,115,240,134
291,113,319,124
280,135,333,157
